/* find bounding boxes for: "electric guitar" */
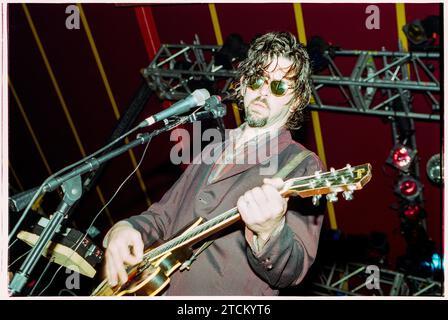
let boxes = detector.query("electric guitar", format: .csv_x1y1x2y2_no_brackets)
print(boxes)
91,163,372,296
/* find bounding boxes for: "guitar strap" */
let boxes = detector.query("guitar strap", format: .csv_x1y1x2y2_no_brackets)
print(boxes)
272,150,313,180
179,149,313,271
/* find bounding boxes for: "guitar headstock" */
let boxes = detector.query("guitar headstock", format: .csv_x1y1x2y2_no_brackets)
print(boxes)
283,163,372,205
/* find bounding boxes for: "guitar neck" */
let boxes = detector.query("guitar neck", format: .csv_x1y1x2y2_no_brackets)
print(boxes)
142,163,372,264
143,206,241,263
141,182,299,263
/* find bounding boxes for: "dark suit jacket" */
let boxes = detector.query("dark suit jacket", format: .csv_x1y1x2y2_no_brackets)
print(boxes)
126,128,325,295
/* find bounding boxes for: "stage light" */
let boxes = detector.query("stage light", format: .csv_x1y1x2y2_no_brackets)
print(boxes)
386,144,417,172
403,20,427,45
419,252,443,277
395,175,422,201
215,33,248,70
426,153,442,185
307,36,330,74
403,203,421,221
402,15,440,51
431,253,442,271
306,36,340,74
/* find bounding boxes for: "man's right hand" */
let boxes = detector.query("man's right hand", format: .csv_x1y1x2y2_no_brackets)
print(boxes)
104,221,144,287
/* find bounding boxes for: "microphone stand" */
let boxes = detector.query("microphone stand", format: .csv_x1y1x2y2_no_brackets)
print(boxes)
8,123,175,296
9,175,83,296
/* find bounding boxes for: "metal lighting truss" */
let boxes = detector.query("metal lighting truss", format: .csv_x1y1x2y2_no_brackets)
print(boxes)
142,43,440,122
142,44,442,296
311,262,442,296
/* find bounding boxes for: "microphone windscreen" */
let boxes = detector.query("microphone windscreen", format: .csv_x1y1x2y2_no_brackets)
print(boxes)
9,187,40,212
192,89,211,106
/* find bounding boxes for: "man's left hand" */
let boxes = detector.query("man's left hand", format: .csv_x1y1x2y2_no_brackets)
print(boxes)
237,178,287,243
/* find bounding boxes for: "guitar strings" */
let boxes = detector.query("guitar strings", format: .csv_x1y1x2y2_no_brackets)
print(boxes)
33,234,85,296
141,165,370,263
35,135,153,296
58,288,78,296
8,238,18,250
110,165,368,267
31,257,56,296
142,206,239,266
8,248,32,268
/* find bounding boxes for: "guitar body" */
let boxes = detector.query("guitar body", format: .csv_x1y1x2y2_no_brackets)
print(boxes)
92,218,205,296
92,246,193,296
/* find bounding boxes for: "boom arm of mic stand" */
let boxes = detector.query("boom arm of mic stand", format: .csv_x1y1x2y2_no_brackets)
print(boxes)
8,122,182,295
9,175,83,296
42,132,155,193
41,118,185,192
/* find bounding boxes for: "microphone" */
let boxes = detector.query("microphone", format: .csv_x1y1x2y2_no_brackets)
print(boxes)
139,89,210,128
186,95,227,122
187,111,217,122
9,187,40,213
186,96,227,135
204,95,226,118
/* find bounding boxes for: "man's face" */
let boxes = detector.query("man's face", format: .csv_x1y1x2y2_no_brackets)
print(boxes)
243,56,296,128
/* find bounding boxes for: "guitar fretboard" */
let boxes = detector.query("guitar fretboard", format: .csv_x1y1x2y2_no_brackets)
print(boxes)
143,206,240,263
140,163,371,265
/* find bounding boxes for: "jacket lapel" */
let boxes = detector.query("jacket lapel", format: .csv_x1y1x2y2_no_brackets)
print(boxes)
207,129,292,185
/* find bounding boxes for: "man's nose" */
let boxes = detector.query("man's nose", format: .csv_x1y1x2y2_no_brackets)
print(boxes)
260,81,270,96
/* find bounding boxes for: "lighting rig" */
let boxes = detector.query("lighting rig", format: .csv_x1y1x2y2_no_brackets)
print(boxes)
139,33,442,295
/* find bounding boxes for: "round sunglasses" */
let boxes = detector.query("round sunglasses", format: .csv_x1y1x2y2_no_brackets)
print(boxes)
247,76,293,97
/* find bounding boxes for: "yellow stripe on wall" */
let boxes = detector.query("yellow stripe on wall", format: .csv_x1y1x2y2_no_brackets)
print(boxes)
22,4,114,226
78,4,152,207
9,162,24,192
9,78,52,176
293,4,307,45
293,3,338,230
208,4,241,127
208,4,223,46
231,103,242,126
395,3,409,52
22,4,86,157
395,3,411,77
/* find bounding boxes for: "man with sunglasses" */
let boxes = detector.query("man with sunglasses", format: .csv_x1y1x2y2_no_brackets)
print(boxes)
101,31,325,296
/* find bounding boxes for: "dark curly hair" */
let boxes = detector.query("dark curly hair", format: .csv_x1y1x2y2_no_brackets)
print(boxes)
234,31,312,130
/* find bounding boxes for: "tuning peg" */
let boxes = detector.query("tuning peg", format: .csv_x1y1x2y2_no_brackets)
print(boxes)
314,170,322,180
345,164,354,177
326,193,338,202
330,167,336,176
342,190,354,201
312,194,322,206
